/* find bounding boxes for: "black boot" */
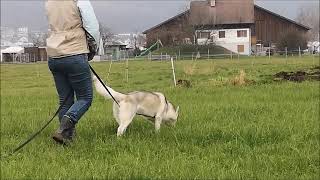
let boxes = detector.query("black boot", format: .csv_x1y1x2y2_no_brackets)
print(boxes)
52,115,76,145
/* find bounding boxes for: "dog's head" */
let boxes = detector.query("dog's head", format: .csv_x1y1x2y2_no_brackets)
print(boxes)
92,74,98,81
164,102,180,126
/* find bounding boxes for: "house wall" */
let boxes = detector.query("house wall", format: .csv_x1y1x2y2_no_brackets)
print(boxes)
190,0,254,26
196,28,251,55
253,6,309,46
24,47,48,62
38,48,48,61
105,46,120,59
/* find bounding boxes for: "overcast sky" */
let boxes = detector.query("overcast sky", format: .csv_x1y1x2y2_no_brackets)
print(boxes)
1,0,319,33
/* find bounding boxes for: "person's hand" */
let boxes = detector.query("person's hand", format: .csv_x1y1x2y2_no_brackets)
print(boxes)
86,34,97,61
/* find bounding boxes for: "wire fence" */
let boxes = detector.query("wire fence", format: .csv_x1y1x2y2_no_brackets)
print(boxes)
1,47,319,64
134,47,319,61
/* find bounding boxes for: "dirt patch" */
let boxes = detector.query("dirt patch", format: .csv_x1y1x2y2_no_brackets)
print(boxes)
177,79,192,88
274,66,320,82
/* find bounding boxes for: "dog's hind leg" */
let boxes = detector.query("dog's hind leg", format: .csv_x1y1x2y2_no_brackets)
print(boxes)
113,103,120,125
117,103,136,137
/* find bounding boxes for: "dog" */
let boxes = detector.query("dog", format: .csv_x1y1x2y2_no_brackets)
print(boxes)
92,76,179,136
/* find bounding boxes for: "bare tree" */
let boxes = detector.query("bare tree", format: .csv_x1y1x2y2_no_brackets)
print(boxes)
29,32,48,47
296,5,320,41
132,32,146,56
99,23,114,49
187,1,218,45
133,33,146,49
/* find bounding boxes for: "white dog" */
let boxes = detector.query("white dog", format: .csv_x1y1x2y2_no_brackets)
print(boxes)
93,76,179,136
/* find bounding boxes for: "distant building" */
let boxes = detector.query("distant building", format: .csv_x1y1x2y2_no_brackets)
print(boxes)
143,0,310,55
105,41,130,60
1,46,47,63
0,26,15,40
17,27,29,40
1,26,33,48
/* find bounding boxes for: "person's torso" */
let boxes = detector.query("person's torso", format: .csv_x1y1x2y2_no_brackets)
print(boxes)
46,0,89,58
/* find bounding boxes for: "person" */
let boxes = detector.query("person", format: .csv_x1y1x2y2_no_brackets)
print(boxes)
46,0,100,144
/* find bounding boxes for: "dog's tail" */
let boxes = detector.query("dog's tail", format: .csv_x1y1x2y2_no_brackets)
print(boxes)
92,75,125,101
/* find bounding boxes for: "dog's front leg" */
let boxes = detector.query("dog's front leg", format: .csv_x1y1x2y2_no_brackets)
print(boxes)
155,116,162,132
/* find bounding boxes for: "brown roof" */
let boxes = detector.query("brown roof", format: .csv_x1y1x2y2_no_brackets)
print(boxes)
254,5,310,30
143,3,310,34
143,10,189,34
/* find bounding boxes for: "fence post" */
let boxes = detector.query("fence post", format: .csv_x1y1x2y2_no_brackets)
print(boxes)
179,49,181,60
196,51,200,60
161,52,163,61
285,47,288,64
230,51,233,60
107,59,113,79
207,48,210,60
269,43,271,59
126,57,129,83
170,57,177,87
299,46,301,58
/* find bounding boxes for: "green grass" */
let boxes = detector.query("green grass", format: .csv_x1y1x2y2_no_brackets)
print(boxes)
1,56,319,179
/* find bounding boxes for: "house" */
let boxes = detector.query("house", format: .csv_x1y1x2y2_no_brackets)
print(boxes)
1,46,47,63
105,41,130,60
1,46,24,62
143,0,310,55
24,47,48,62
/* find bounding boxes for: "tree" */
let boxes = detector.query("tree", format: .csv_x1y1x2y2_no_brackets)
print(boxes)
29,32,48,47
99,23,114,50
296,6,320,41
277,30,307,54
132,33,146,56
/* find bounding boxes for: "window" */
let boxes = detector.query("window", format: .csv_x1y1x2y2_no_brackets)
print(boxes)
219,31,225,38
237,30,247,37
210,0,216,7
197,31,210,39
237,45,244,53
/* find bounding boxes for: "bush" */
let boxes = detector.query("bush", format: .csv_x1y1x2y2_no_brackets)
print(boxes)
277,30,307,54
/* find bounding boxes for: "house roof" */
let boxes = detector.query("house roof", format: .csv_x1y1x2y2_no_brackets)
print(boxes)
105,40,127,46
254,5,310,30
143,4,311,33
1,46,24,54
143,10,189,34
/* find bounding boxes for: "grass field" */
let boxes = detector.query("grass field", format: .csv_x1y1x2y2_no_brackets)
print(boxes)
1,56,319,179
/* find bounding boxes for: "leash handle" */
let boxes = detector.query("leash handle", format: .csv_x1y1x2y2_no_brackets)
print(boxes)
2,91,73,158
89,65,120,107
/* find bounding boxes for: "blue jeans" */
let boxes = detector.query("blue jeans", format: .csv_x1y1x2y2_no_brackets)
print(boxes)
48,54,93,123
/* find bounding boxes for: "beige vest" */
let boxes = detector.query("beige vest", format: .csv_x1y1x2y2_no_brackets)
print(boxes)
46,0,89,58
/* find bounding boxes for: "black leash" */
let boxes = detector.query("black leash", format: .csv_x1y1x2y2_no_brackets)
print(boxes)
89,64,120,107
1,91,73,159
1,65,119,159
